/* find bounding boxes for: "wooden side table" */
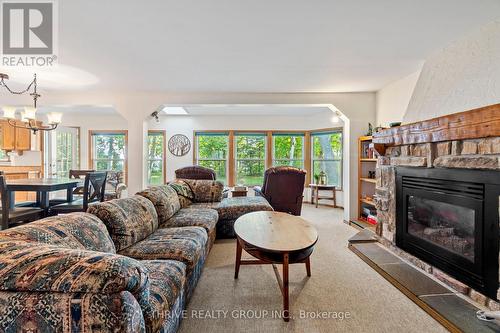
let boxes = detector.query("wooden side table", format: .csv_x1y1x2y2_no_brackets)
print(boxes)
309,184,337,208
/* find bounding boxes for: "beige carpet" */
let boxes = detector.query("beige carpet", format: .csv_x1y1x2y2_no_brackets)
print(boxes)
179,204,447,333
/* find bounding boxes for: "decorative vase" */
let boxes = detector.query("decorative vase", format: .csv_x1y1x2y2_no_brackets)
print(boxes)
319,171,327,185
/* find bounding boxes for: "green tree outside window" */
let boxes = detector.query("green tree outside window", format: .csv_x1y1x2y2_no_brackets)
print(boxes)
235,133,266,185
148,132,164,185
273,134,304,169
196,133,228,185
312,131,342,187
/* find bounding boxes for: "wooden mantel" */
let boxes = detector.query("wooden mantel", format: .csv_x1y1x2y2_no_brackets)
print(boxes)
372,104,500,146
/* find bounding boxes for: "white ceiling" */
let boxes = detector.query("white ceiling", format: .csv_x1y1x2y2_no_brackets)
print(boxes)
179,105,333,116
9,1,500,93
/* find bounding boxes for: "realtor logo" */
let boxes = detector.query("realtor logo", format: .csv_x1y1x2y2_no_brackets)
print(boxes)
1,0,57,66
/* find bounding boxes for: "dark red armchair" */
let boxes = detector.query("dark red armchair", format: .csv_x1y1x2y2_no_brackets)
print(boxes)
254,166,306,216
175,166,216,180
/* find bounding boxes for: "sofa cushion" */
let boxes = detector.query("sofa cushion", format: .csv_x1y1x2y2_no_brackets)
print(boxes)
136,185,181,223
0,212,115,253
118,227,207,277
182,179,224,203
140,260,186,333
194,196,273,220
161,208,218,251
87,195,158,251
168,180,194,208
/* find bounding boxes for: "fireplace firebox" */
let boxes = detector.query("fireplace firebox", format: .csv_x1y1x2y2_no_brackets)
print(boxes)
396,167,500,299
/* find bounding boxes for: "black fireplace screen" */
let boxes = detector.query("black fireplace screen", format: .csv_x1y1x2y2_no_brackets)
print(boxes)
407,196,475,261
396,167,500,300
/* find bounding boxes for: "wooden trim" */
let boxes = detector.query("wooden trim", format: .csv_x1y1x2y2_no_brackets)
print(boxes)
304,132,311,185
228,131,235,186
309,127,343,134
148,130,167,184
373,103,500,146
266,131,273,169
88,130,129,184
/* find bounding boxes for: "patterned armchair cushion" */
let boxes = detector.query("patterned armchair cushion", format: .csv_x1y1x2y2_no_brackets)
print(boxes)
136,185,181,224
182,179,224,203
211,196,273,220
161,208,218,251
168,179,194,208
141,260,186,333
0,241,149,296
0,290,145,333
0,212,116,253
87,195,159,251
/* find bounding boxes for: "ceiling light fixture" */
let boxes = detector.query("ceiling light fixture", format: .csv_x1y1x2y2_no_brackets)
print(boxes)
0,73,62,133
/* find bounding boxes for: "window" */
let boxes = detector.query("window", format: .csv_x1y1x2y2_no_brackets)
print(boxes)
272,133,304,169
90,131,127,177
235,133,266,186
195,132,229,184
55,131,74,178
312,130,342,188
147,131,165,185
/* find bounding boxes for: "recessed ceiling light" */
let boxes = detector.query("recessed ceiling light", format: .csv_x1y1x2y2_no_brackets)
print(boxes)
162,106,188,115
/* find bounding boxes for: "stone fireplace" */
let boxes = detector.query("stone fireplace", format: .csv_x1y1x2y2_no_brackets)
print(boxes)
372,103,500,309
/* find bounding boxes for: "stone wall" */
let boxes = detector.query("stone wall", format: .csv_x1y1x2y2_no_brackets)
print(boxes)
374,136,500,310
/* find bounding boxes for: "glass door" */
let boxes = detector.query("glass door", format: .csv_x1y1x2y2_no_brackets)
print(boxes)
45,127,79,178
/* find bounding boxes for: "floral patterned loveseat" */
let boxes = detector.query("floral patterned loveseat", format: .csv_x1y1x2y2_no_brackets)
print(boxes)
0,184,218,333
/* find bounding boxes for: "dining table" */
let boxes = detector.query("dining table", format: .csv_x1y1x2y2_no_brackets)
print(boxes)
5,178,83,210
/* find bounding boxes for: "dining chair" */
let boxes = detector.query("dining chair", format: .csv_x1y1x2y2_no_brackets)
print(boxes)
48,169,96,206
0,175,44,230
49,171,107,215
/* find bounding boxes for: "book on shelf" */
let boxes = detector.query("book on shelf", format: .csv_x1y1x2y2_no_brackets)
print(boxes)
361,141,374,159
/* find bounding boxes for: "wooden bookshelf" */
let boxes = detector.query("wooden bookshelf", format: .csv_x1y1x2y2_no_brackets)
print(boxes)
356,136,377,231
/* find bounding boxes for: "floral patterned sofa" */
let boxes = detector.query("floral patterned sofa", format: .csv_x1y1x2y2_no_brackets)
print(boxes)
169,179,274,238
0,180,270,332
0,185,217,333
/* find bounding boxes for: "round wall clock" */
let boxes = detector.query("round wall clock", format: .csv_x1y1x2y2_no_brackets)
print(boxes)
168,134,191,156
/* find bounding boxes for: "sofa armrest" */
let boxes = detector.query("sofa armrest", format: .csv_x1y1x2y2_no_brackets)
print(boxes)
0,241,149,295
0,290,145,332
254,186,265,198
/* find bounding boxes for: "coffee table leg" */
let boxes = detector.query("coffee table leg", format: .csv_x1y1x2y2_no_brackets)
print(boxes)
283,253,289,322
234,239,242,279
305,256,311,277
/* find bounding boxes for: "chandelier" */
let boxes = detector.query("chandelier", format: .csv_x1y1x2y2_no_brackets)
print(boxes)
0,72,62,133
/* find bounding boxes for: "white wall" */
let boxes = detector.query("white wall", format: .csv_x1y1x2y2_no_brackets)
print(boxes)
405,20,500,123
375,71,420,127
149,111,345,207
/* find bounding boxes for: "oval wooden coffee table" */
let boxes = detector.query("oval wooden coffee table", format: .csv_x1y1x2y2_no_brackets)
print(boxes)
234,211,318,322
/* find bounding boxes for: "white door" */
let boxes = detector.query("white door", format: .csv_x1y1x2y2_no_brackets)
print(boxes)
45,127,79,178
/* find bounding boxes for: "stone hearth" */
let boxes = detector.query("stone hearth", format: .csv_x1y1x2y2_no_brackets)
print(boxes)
372,104,500,310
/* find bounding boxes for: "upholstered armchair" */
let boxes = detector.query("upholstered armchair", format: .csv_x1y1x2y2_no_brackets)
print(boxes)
104,171,128,200
175,166,216,180
254,166,306,215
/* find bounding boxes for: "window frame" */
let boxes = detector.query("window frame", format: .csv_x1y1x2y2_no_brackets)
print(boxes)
194,131,230,184
271,132,305,169
88,130,128,184
147,130,166,185
311,129,343,190
234,132,267,186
